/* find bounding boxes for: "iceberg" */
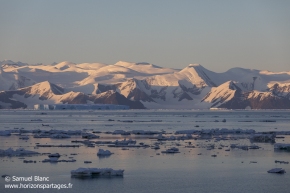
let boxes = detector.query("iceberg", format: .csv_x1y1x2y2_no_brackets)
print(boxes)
97,149,113,156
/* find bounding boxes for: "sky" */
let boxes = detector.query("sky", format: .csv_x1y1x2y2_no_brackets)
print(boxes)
0,0,290,72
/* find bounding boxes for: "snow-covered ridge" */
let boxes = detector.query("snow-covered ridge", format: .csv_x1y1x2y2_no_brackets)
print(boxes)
1,60,290,109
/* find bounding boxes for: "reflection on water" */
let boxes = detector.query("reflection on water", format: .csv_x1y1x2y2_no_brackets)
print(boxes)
0,110,290,193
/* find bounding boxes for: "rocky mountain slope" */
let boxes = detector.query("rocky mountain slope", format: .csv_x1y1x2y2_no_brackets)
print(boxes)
0,60,290,109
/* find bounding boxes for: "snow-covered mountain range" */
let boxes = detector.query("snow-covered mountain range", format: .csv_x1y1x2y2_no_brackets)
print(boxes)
1,60,290,109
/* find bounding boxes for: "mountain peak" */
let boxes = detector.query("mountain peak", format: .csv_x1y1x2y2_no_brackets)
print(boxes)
53,61,76,70
115,61,163,68
27,81,64,95
188,63,202,67
0,60,28,68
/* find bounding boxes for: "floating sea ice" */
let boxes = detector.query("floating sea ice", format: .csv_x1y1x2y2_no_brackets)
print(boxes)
48,153,61,157
0,148,39,156
42,157,76,163
71,168,124,177
0,131,11,136
112,130,131,135
114,138,136,145
19,136,29,140
267,168,286,174
23,160,36,163
97,149,113,156
275,160,289,164
50,134,71,139
82,133,100,139
274,143,290,151
42,157,59,163
161,147,180,153
156,134,167,140
250,133,275,143
151,145,160,150
131,130,160,135
175,130,199,134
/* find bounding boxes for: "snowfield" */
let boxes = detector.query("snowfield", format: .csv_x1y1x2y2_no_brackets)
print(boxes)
0,60,290,109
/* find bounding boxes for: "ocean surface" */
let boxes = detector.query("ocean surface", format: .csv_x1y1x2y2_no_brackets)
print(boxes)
1,109,290,193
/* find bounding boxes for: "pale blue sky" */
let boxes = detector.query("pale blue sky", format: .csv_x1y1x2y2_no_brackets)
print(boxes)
1,0,289,72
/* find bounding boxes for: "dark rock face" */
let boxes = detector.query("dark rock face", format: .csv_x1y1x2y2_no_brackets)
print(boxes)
90,91,145,109
0,91,27,109
0,82,146,109
218,91,290,109
1,63,290,109
127,88,154,102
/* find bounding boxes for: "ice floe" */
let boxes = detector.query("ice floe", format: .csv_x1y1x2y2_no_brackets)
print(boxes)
0,131,11,136
19,136,29,140
267,168,286,174
275,160,289,164
42,157,76,163
36,144,80,148
48,153,61,157
0,148,39,156
250,133,275,143
71,168,124,177
131,130,161,135
97,149,113,156
161,147,180,153
175,128,255,135
82,133,100,139
274,143,290,151
112,130,131,135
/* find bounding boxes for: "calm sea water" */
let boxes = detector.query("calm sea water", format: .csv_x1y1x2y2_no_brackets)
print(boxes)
1,110,290,193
